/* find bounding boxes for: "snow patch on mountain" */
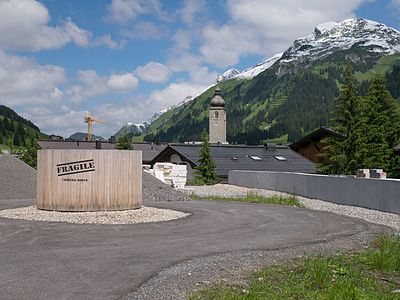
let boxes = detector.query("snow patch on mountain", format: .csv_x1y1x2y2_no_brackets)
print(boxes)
281,18,400,63
218,69,241,81
238,52,283,79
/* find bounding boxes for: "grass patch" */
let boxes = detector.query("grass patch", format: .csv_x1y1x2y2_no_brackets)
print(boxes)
190,193,303,208
188,234,400,300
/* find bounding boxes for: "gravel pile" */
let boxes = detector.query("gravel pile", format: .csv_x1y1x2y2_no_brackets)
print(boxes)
188,184,400,231
0,205,190,225
143,171,191,202
0,154,36,199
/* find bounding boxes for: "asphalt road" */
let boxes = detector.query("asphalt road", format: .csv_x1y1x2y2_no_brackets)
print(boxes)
0,198,380,299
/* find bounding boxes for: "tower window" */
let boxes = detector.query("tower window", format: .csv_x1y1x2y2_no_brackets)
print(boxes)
214,111,219,119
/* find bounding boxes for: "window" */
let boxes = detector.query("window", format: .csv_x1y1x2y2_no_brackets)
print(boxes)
231,157,238,161
274,156,287,161
249,155,262,161
214,111,219,119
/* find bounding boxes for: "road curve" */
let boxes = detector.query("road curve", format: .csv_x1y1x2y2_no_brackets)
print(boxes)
0,199,382,299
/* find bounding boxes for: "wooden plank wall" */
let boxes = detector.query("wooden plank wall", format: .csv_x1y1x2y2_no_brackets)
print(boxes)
36,149,142,211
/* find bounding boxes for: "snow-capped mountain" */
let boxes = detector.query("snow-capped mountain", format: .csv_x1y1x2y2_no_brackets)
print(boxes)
146,18,400,127
237,52,283,79
281,18,400,63
218,69,240,81
114,122,149,139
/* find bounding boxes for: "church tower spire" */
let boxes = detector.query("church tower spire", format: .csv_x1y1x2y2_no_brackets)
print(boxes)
209,79,227,144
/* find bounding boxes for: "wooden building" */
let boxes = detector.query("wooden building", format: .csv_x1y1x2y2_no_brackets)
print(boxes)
289,127,345,164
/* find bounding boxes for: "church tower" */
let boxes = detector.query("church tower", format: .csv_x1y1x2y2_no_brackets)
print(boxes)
209,85,227,144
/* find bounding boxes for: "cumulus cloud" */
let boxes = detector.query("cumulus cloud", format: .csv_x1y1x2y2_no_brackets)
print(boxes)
67,70,139,102
0,0,121,51
136,62,170,83
147,82,208,109
178,0,207,25
200,0,368,67
106,0,166,24
201,24,263,67
0,51,65,106
107,73,139,92
121,21,169,40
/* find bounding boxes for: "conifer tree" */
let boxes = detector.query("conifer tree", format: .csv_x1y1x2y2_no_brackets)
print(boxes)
360,75,399,169
320,65,364,175
116,135,133,150
195,133,218,184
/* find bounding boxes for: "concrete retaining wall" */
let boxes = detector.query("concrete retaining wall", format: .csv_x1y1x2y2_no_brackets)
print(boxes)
228,171,400,214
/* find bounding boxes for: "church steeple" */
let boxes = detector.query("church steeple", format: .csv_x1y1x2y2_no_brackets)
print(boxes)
209,80,227,144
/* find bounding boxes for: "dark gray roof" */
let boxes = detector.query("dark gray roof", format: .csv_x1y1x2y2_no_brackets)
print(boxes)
290,126,344,151
38,140,167,163
152,143,316,177
131,143,167,163
38,140,116,150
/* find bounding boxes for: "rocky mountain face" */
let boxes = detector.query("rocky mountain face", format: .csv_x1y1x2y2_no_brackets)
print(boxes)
114,122,149,140
144,18,400,144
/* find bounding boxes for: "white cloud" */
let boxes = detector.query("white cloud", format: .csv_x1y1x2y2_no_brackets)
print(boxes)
64,18,92,47
0,0,121,51
172,30,192,50
201,24,263,67
67,70,139,102
200,0,368,67
0,51,65,106
179,0,207,25
392,0,400,8
136,62,170,83
147,82,207,109
23,105,89,137
93,34,125,49
66,70,108,103
106,0,165,24
107,73,139,92
121,21,168,40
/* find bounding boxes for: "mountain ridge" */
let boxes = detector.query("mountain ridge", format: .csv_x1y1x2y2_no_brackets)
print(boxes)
143,18,400,144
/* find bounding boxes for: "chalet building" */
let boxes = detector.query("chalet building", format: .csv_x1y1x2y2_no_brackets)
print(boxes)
151,143,316,180
150,84,316,180
289,127,344,164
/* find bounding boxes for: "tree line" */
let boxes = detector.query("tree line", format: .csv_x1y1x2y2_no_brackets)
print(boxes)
320,65,400,177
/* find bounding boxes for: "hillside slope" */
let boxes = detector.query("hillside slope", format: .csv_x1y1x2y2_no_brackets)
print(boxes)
144,18,400,144
0,105,48,147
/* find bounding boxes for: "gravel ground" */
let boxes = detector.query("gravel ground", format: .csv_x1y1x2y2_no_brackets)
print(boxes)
143,171,191,202
0,154,36,199
0,205,190,224
185,184,400,231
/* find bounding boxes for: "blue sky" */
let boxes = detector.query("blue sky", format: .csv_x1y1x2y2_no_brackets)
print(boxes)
0,0,399,138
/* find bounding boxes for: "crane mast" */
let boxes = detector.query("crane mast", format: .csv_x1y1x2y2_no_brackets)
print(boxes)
84,113,106,141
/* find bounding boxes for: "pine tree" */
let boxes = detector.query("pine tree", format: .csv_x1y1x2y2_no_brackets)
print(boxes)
194,133,218,184
116,135,133,150
360,75,399,169
320,65,364,175
13,132,21,146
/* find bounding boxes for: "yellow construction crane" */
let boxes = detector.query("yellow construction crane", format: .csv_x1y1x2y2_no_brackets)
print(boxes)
84,112,106,141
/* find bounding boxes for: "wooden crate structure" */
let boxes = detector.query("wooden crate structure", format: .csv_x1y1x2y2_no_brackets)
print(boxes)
36,149,142,211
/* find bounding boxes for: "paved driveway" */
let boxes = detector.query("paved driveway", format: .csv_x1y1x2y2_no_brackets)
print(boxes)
0,199,377,299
